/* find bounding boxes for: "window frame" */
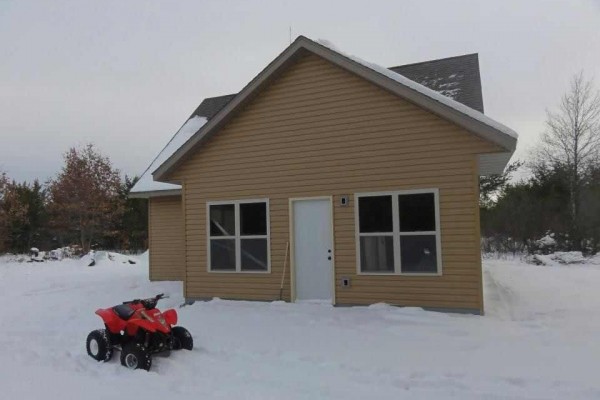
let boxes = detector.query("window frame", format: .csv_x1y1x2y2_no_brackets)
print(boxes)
206,198,271,273
354,189,442,276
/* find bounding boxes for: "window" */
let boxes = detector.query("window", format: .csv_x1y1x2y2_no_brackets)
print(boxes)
207,200,270,272
358,196,394,272
356,190,441,275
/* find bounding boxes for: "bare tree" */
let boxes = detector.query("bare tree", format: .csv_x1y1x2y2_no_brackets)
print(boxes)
537,72,600,247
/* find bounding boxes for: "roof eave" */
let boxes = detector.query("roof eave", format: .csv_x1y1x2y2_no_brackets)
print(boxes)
479,152,515,176
128,189,182,199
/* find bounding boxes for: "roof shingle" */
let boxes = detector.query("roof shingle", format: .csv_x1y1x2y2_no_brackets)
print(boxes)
389,53,484,113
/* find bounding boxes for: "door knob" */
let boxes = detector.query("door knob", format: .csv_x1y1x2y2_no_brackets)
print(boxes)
328,256,332,260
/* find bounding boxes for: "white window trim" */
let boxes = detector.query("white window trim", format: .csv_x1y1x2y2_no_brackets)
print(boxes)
354,189,442,276
206,198,271,273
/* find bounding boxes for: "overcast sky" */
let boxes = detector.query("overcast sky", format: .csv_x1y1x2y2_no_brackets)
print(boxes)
1,0,600,183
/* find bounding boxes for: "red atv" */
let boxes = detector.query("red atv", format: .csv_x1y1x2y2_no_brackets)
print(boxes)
86,293,193,371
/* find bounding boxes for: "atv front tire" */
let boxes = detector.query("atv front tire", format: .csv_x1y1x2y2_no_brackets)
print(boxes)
86,329,113,362
120,343,152,371
172,326,193,350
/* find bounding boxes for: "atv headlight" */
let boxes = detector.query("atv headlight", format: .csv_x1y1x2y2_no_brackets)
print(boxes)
140,310,154,322
157,315,167,327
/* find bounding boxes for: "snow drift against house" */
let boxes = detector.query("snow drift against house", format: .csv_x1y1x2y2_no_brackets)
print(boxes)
131,116,208,194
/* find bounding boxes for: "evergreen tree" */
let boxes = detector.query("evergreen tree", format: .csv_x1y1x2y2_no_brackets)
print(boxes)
118,176,148,252
3,180,48,252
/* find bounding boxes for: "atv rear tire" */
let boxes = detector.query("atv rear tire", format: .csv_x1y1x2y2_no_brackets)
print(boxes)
172,326,193,350
120,343,152,371
86,329,113,362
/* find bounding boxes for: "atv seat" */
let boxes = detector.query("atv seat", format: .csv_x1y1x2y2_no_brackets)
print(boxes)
112,304,135,320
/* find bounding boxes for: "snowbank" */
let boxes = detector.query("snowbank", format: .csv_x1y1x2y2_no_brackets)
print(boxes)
48,246,80,260
536,234,556,248
2,248,141,267
529,251,588,266
82,250,138,267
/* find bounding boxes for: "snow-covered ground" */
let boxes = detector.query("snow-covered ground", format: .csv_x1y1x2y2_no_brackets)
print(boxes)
1,254,600,399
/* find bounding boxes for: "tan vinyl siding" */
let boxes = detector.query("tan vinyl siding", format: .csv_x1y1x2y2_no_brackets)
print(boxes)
149,196,185,281
171,53,501,313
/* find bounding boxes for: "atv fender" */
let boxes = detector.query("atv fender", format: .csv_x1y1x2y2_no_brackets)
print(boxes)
96,309,126,334
125,319,158,336
163,309,178,326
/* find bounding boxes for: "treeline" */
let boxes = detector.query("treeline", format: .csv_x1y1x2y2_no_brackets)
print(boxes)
481,161,600,253
0,144,147,254
481,73,600,254
2,74,598,256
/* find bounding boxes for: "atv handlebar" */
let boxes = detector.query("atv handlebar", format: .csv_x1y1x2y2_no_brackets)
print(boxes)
123,293,168,309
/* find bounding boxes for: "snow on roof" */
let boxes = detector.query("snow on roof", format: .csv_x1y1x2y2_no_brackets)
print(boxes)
316,39,518,140
130,116,208,194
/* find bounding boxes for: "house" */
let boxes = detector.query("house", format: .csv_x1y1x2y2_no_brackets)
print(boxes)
130,36,517,315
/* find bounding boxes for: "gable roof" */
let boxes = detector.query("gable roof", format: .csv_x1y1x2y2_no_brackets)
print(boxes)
131,36,517,197
152,36,517,182
390,53,484,113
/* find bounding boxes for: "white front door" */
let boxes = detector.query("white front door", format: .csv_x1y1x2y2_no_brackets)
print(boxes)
292,198,334,302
